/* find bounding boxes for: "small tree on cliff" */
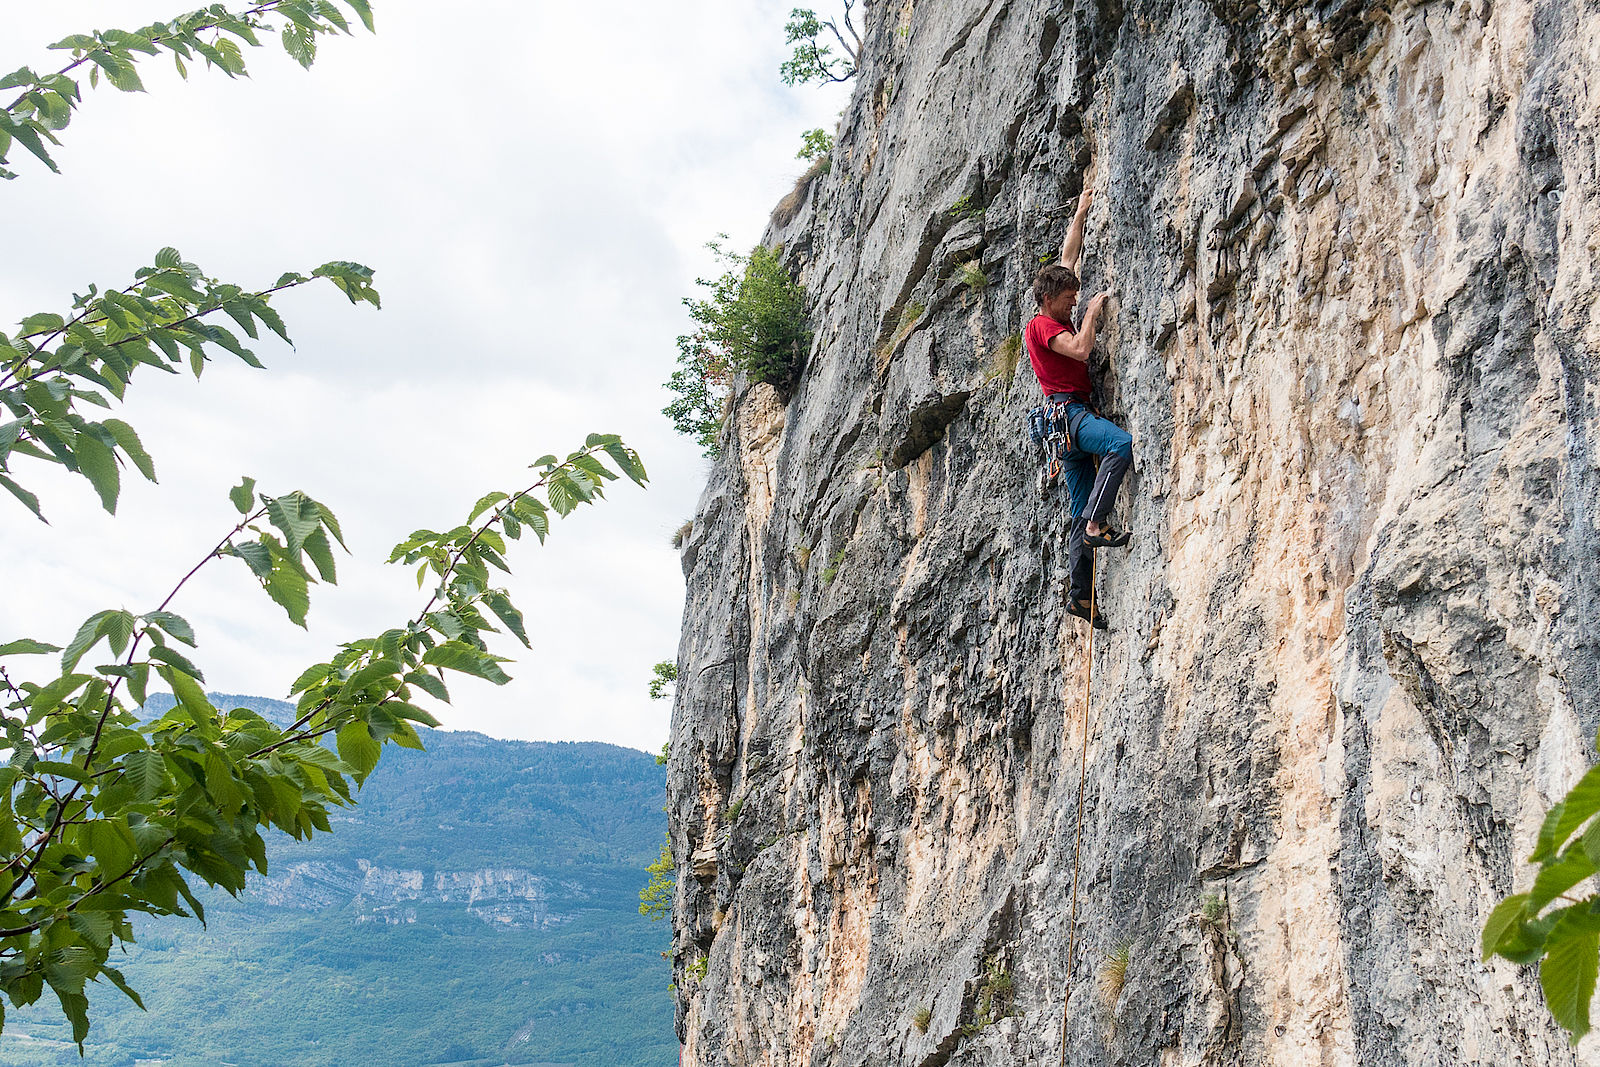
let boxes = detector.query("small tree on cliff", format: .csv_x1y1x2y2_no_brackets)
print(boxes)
0,3,645,1045
663,240,810,457
780,4,862,86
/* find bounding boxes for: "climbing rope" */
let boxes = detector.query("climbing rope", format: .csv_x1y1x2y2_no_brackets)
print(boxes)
1058,546,1096,1066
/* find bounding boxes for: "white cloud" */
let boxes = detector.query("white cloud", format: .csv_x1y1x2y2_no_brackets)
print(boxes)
1,0,851,751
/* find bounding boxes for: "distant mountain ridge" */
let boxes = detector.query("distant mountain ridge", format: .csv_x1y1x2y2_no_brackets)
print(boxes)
0,695,675,1067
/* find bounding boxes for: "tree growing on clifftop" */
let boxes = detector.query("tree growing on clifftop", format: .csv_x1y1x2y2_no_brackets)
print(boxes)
0,3,645,1046
780,4,861,86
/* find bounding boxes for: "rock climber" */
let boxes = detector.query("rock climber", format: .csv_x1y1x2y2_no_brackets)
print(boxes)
1024,187,1134,629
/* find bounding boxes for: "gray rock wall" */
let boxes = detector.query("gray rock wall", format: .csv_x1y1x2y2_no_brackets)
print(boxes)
666,1,1600,1063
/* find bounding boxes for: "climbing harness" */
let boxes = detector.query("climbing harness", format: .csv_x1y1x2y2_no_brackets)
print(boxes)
1026,398,1077,494
1058,542,1097,1065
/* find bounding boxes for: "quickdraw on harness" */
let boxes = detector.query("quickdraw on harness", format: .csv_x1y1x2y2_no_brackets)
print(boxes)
1026,398,1076,494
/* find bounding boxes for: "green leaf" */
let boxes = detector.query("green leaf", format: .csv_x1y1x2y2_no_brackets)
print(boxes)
289,662,337,696
469,491,508,524
266,491,320,553
546,473,581,516
62,610,114,672
148,645,205,683
85,821,135,877
100,966,145,1011
403,670,449,703
1542,909,1600,1040
123,749,169,801
230,540,273,579
303,526,338,583
0,473,46,521
570,452,618,483
29,672,92,716
0,638,62,656
19,312,66,335
1532,849,1599,913
1535,765,1600,862
335,721,381,781
485,592,530,648
144,610,196,646
52,986,89,1049
101,419,156,481
31,760,93,783
156,663,212,723
230,476,257,514
602,441,648,485
75,429,121,513
389,701,442,728
264,550,311,627
69,910,115,949
344,0,377,32
421,642,511,685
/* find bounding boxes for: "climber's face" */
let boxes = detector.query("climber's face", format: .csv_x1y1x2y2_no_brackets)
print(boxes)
1043,286,1079,322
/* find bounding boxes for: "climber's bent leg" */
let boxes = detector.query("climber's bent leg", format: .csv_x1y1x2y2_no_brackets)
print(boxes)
1061,451,1096,603
1071,411,1133,526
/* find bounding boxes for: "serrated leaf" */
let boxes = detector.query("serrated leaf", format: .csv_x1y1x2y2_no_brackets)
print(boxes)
266,491,319,553
1542,910,1600,1040
421,642,511,685
546,473,581,516
144,610,195,646
469,491,508,524
603,441,648,485
485,593,530,648
0,473,46,521
303,526,337,583
148,645,204,683
1535,765,1600,862
102,419,156,481
156,663,212,723
230,540,273,579
264,552,311,627
0,638,61,656
101,966,145,1010
74,429,121,513
62,610,114,672
335,721,381,781
1532,849,1598,913
123,749,169,800
403,670,449,703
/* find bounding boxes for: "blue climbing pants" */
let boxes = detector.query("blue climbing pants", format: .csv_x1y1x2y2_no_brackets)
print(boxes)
1048,395,1133,603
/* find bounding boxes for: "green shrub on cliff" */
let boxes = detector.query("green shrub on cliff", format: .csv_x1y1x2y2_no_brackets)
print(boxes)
663,241,810,456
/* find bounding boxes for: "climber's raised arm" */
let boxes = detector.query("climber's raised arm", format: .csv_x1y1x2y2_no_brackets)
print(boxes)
1060,188,1093,275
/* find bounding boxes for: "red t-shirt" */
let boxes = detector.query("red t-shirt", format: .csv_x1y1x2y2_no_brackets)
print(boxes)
1025,313,1090,398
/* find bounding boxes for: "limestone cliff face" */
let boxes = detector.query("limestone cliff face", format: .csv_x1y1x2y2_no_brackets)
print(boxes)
665,1,1600,1064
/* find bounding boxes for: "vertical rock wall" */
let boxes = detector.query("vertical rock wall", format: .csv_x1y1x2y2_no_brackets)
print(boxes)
666,1,1600,1064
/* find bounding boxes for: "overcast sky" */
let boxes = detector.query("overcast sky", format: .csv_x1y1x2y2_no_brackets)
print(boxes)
1,1,851,753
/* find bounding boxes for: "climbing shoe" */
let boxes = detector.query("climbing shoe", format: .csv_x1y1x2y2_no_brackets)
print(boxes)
1067,599,1108,629
1083,526,1131,549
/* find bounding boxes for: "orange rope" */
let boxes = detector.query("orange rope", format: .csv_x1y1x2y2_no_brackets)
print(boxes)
1058,548,1096,1066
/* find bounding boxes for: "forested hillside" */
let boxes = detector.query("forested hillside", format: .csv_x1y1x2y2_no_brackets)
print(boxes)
0,696,675,1067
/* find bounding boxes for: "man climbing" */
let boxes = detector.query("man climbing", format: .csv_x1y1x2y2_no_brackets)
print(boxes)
1025,187,1134,629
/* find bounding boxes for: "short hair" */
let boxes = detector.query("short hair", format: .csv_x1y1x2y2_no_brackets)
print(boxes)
1033,264,1080,306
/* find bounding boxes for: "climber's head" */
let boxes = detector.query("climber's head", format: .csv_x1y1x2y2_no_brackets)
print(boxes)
1034,264,1080,321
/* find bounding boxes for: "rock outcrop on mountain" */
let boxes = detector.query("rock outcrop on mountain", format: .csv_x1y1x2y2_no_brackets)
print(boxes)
665,1,1600,1064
